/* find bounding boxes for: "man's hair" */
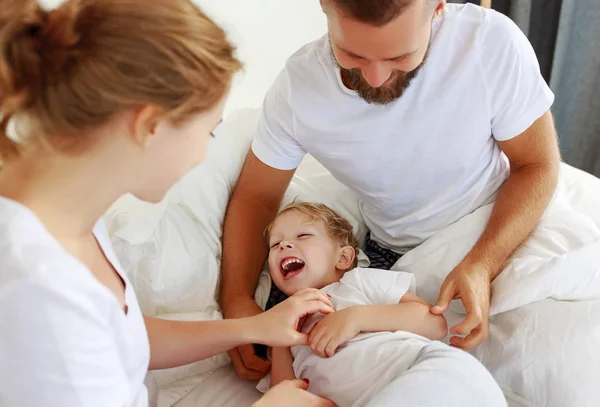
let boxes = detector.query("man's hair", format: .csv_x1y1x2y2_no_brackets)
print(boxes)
327,0,437,26
265,201,360,269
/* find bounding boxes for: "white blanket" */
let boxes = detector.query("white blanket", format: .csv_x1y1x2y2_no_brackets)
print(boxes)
392,170,600,407
106,107,600,406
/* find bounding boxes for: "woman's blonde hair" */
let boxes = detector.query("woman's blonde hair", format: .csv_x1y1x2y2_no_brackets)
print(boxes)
266,200,360,269
0,0,241,160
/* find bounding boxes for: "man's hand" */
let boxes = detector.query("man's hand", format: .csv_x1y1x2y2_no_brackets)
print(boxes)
431,260,492,350
308,308,360,358
225,299,271,381
253,379,335,407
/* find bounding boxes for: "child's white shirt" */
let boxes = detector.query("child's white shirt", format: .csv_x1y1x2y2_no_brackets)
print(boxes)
259,268,432,406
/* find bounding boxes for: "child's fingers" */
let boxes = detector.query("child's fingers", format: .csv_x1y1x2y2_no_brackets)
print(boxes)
308,325,324,349
315,333,332,358
325,338,338,357
308,321,321,344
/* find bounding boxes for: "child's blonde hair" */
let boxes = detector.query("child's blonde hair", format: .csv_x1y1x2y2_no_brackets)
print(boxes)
266,200,360,269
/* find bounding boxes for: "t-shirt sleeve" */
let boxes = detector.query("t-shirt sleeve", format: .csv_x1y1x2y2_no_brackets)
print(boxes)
0,281,130,407
481,12,555,142
343,268,416,305
251,69,307,170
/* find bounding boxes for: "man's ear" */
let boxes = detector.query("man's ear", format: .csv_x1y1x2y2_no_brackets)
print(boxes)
336,246,356,271
129,105,163,148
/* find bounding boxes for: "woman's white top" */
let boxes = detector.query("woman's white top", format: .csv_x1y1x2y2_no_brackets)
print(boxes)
0,196,150,407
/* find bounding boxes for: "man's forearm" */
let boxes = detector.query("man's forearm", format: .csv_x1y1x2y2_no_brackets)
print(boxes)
219,195,279,315
145,317,257,370
464,163,559,279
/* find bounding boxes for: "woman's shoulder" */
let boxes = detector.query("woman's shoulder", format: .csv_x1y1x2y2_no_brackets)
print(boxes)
0,219,116,322
0,198,120,321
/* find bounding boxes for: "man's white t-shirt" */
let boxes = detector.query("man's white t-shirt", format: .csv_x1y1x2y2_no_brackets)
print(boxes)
251,4,555,253
292,268,431,407
0,197,150,407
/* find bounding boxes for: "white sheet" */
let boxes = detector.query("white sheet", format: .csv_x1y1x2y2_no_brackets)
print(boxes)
166,163,600,407
170,365,532,407
171,366,261,407
390,164,600,407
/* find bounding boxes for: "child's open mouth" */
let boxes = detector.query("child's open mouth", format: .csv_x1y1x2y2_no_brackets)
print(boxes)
280,257,305,280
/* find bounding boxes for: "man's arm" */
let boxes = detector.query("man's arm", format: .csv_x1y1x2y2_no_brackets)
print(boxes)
462,110,560,277
270,347,296,388
219,150,296,379
220,151,295,312
432,110,561,349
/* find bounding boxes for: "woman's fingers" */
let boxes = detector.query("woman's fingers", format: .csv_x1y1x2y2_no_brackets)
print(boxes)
293,288,333,309
297,300,334,318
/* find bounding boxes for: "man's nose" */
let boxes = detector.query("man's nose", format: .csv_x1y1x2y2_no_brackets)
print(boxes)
361,63,392,88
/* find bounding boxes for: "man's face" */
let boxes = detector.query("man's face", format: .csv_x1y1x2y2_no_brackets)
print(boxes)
325,0,443,104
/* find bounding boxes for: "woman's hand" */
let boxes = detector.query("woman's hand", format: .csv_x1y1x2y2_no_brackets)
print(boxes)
252,288,334,347
307,308,360,357
253,379,335,407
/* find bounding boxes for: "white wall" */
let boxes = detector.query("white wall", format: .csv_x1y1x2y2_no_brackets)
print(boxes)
197,1,326,115
38,0,327,116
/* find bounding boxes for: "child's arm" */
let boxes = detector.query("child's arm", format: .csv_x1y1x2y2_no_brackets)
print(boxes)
308,294,447,358
354,299,448,339
270,347,296,388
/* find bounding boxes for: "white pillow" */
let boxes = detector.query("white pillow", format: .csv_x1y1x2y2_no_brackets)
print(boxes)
106,108,367,316
559,163,600,228
104,108,367,388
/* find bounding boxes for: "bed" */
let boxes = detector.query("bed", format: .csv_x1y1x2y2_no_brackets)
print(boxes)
103,1,600,406
106,107,600,407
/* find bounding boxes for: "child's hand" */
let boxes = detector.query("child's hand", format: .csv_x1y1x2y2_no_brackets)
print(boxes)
307,307,361,357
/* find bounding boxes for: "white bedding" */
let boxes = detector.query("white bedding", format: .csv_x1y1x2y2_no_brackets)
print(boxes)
165,162,600,407
171,366,261,407
169,366,535,407
390,164,600,407
105,107,600,407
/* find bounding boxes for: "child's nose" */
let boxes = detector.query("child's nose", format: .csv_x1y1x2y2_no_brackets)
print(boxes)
280,241,294,250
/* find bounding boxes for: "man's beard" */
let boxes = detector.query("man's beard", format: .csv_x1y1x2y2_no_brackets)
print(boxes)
332,42,431,105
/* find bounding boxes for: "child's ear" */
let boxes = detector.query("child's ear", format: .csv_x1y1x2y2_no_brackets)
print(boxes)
336,246,356,271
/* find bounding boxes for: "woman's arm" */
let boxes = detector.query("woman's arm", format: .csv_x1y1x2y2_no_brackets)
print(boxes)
145,317,257,370
270,347,296,388
145,288,334,370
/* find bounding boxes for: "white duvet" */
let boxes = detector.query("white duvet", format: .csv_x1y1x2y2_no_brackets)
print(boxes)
392,168,600,407
106,109,600,407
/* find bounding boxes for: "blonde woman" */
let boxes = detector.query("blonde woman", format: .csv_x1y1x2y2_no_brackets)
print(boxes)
0,1,334,406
